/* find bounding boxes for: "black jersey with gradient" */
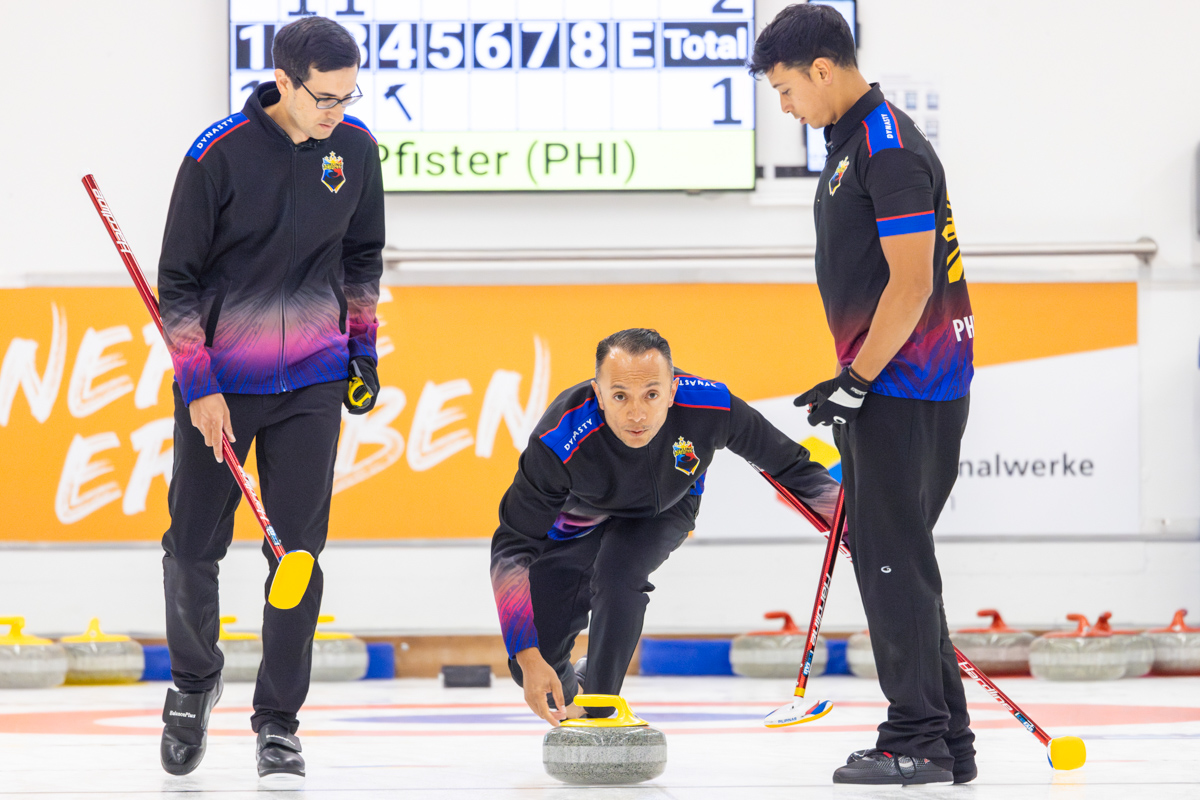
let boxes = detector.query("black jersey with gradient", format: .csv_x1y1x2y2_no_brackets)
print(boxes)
490,369,840,657
813,84,974,401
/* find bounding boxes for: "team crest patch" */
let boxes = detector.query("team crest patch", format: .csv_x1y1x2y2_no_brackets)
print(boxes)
321,151,346,193
672,437,700,476
828,156,849,196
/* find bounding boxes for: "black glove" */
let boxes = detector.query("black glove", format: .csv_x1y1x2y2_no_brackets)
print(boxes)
344,356,379,414
794,367,872,427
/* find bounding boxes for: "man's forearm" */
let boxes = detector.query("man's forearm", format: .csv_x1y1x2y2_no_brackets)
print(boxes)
850,280,931,381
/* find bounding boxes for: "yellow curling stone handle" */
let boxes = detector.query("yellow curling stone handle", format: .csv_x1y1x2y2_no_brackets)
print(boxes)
560,694,649,728
61,618,132,643
0,617,54,645
314,615,354,641
218,616,260,641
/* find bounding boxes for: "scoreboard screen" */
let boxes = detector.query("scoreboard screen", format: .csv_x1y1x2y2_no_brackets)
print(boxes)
230,1,756,192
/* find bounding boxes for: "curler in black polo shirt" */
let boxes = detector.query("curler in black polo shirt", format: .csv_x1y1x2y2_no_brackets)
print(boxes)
814,83,974,401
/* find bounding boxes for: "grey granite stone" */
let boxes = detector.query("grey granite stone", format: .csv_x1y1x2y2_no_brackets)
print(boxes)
543,725,667,785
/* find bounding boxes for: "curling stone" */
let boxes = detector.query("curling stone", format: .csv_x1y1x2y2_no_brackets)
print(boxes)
217,616,262,682
730,611,826,679
1030,614,1126,681
1092,612,1154,678
543,694,667,785
846,630,877,679
59,618,144,684
1147,609,1200,675
311,615,368,681
950,609,1034,676
0,617,68,688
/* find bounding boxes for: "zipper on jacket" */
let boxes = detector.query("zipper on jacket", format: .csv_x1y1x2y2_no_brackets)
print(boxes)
277,147,297,393
646,444,661,514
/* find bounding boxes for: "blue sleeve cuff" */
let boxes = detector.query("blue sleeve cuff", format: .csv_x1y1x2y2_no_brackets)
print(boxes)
876,210,935,237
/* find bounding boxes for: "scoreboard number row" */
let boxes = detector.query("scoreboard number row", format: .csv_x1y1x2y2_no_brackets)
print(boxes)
234,21,749,71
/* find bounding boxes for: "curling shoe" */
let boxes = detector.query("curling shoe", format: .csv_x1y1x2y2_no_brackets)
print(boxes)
833,749,953,785
573,656,587,692
846,747,976,784
160,678,223,775
256,722,305,783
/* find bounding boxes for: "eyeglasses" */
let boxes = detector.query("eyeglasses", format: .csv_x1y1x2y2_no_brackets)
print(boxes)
297,79,363,110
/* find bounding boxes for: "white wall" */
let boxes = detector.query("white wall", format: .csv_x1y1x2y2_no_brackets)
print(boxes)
1,0,1197,637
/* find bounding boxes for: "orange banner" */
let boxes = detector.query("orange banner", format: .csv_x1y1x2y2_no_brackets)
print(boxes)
0,282,1134,542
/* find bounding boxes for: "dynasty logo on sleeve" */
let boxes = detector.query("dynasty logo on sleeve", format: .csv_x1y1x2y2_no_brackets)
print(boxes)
321,152,346,194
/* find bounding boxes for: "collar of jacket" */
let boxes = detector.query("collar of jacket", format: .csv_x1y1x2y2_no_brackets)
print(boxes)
244,81,323,151
824,82,886,154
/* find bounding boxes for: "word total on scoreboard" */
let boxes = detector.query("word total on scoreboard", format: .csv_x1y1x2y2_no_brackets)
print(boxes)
230,0,756,192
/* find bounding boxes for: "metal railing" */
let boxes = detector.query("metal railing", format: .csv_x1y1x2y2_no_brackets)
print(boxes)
383,238,1158,268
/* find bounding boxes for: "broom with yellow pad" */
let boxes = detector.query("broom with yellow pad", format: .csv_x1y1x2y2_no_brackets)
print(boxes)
758,467,1086,772
82,175,313,610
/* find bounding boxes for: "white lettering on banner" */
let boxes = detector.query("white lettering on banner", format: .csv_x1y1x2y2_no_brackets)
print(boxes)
135,323,174,409
406,379,474,471
55,432,122,524
123,418,174,515
334,386,407,494
0,303,67,425
68,325,134,418
475,336,551,458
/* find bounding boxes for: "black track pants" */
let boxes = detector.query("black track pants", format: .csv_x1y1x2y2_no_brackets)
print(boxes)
507,496,698,714
834,392,973,769
163,380,345,734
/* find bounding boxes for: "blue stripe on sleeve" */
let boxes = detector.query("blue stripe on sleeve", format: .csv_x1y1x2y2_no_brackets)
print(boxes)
876,211,936,237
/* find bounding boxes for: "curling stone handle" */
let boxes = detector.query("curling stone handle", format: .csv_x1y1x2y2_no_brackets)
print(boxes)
764,611,801,634
977,609,1006,630
571,694,647,727
318,615,335,624
1066,614,1091,635
0,617,26,636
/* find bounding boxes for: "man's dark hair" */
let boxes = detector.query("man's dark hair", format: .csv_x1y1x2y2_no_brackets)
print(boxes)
595,329,673,375
272,16,360,83
747,3,857,77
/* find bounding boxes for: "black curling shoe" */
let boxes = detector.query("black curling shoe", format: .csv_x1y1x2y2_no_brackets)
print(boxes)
833,749,953,785
160,678,223,775
845,747,977,784
256,723,305,782
573,656,587,693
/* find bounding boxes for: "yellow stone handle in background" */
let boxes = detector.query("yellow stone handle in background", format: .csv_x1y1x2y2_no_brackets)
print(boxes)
60,618,132,644
218,616,260,642
560,694,649,728
0,617,55,645
315,615,353,641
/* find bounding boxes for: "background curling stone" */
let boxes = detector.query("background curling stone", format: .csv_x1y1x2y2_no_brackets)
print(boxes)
217,616,262,682
60,618,144,684
543,694,666,785
951,609,1033,676
846,630,877,679
0,617,68,688
1092,612,1154,678
730,610,825,679
311,615,368,681
1030,614,1126,681
1147,609,1200,675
